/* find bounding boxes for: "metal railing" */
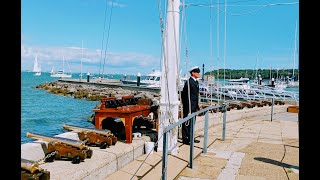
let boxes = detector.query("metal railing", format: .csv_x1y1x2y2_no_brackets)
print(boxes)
161,103,228,180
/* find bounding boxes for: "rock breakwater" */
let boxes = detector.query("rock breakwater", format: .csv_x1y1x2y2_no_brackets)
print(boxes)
36,81,160,104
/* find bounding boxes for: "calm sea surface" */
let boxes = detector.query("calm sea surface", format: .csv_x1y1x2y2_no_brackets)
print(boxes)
21,72,99,144
21,72,298,144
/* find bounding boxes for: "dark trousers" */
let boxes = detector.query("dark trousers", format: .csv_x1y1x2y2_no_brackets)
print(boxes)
182,113,196,143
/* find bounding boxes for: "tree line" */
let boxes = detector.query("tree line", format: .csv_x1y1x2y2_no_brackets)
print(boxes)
204,69,299,81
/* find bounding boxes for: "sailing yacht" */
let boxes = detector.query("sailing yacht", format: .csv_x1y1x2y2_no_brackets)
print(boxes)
33,55,41,76
50,55,72,78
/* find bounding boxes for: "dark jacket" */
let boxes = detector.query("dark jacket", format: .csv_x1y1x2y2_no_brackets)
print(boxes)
181,77,200,117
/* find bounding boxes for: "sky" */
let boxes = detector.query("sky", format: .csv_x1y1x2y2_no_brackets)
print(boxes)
21,0,299,76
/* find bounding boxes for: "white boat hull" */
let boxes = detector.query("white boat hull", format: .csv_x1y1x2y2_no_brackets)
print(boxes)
50,74,72,78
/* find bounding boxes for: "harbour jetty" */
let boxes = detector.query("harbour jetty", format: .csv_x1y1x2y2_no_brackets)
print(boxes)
21,103,298,179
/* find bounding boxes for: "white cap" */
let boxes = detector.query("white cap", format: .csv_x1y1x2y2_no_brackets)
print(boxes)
189,66,200,73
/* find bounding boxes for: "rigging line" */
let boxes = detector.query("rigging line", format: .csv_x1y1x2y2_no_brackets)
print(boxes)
101,0,114,78
184,1,298,7
158,0,172,125
158,0,164,80
209,0,213,79
130,121,168,180
179,0,188,121
191,0,262,5
223,0,227,102
170,0,180,92
185,2,298,16
177,1,186,93
172,0,181,113
179,2,184,65
99,0,109,76
217,0,221,104
158,0,166,79
182,3,189,76
179,0,188,117
180,0,191,124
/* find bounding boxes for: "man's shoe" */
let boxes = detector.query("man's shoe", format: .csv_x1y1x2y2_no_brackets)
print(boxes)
182,141,190,145
182,140,190,145
194,139,200,143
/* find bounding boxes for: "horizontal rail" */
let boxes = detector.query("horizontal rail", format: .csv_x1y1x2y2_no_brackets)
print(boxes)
164,104,227,133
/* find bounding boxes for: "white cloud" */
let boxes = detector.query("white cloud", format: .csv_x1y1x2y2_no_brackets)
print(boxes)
108,1,127,8
21,44,160,75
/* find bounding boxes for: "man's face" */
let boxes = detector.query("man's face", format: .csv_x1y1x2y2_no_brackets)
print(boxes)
192,71,200,79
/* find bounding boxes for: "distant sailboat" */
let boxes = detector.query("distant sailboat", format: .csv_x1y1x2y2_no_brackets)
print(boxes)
33,55,41,76
50,55,72,78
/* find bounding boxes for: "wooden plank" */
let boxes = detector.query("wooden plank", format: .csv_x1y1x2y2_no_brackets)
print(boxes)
287,106,299,113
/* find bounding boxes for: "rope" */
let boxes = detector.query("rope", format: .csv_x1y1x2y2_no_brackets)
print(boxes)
98,0,109,76
101,0,114,78
130,122,167,180
217,0,220,104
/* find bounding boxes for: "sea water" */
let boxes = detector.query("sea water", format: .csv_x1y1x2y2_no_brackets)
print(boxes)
21,72,99,144
21,71,150,144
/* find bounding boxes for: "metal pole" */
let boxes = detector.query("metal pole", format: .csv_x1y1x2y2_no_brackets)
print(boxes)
222,106,227,141
271,98,274,121
161,132,168,180
189,117,194,168
137,72,141,86
202,64,204,81
203,111,209,154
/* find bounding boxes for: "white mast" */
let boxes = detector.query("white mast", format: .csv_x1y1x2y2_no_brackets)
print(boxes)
63,55,65,73
157,0,180,155
292,20,297,82
80,40,83,81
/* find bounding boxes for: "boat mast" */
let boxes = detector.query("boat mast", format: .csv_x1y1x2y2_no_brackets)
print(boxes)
33,54,38,72
254,51,260,84
63,55,65,73
157,0,180,155
292,20,297,82
81,40,83,81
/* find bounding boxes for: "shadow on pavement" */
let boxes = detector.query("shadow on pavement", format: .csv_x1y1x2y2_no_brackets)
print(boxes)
254,157,299,170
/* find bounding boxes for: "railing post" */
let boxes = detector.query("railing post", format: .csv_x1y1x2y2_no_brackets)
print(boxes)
189,117,194,168
271,98,274,122
161,131,168,180
203,111,209,154
222,105,227,141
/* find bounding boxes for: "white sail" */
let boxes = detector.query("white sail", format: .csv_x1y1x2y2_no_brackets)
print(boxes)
33,55,41,76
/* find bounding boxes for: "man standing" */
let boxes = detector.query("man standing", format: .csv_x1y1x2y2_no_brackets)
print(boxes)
181,66,201,145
